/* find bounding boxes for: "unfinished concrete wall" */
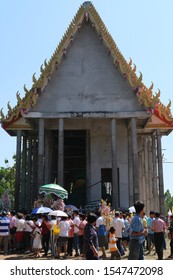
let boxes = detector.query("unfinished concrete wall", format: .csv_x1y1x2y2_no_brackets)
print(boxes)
32,24,145,114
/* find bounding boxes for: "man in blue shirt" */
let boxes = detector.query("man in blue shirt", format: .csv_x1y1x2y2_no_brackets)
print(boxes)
128,201,148,260
0,211,10,255
147,211,155,253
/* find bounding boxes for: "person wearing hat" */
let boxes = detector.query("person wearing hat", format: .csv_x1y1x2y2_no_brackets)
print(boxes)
0,211,10,255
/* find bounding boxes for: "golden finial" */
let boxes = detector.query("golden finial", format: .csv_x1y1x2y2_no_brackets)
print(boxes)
23,84,29,94
138,71,143,83
0,108,5,120
128,58,132,67
7,101,12,114
132,64,136,73
44,59,48,68
16,91,21,103
149,82,154,91
167,99,171,109
156,89,161,98
32,73,37,83
40,64,44,73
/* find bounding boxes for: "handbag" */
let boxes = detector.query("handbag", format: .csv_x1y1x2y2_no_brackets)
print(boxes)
53,224,60,235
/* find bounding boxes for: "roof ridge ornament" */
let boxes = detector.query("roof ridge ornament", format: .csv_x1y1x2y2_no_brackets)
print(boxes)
83,1,92,8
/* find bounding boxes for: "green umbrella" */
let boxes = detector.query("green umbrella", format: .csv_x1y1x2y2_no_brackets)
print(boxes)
39,184,68,199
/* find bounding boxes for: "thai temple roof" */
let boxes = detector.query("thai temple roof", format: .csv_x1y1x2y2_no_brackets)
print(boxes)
1,1,173,132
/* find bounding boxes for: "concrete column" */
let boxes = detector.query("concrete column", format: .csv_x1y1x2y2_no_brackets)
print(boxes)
14,130,22,210
38,119,45,191
144,137,150,213
44,130,51,184
156,129,165,214
131,118,139,202
32,139,38,202
138,136,143,201
86,130,91,203
148,136,153,212
21,136,27,209
152,134,159,211
58,118,64,186
141,137,147,208
128,127,133,206
111,118,119,209
26,138,32,210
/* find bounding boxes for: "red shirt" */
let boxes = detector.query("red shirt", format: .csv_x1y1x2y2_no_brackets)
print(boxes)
41,222,50,235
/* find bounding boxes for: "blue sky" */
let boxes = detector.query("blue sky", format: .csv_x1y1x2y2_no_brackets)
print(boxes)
0,0,173,194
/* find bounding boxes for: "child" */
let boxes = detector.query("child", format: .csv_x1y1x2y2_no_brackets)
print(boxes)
32,218,42,257
109,227,121,260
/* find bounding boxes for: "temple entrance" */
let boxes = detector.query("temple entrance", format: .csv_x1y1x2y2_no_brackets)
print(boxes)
64,130,86,207
50,130,86,207
101,168,120,206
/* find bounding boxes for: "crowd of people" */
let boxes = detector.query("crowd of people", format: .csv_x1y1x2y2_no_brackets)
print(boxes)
0,201,173,260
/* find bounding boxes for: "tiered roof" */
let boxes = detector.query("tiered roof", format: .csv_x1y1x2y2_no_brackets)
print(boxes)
1,1,173,131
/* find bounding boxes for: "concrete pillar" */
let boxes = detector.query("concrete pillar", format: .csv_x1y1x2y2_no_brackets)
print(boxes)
131,118,139,202
26,138,32,210
111,118,119,209
141,137,147,208
138,136,143,201
38,119,45,191
32,139,38,202
156,129,165,214
14,130,22,210
128,127,133,206
148,136,153,212
58,118,64,186
45,130,51,184
21,136,27,209
144,136,150,213
86,130,91,203
152,134,159,211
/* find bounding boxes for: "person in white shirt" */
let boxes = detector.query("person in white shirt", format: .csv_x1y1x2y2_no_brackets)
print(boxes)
112,211,125,256
15,213,25,252
56,217,70,258
73,210,80,257
24,214,34,253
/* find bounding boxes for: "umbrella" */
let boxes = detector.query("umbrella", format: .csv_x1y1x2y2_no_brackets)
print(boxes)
31,206,52,214
129,206,136,213
65,205,78,211
39,184,68,199
48,210,68,217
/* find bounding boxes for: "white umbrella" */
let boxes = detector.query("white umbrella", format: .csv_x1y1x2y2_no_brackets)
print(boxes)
129,206,136,213
48,210,68,217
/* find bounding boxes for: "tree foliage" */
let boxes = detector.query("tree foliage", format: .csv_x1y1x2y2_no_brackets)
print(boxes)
0,156,16,208
165,189,173,214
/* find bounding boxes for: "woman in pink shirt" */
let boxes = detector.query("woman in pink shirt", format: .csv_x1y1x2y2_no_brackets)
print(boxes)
77,214,87,255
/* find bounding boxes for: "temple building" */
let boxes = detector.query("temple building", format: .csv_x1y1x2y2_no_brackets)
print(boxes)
1,2,173,213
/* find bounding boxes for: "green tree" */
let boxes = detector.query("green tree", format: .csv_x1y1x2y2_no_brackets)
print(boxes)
0,156,16,208
164,189,173,215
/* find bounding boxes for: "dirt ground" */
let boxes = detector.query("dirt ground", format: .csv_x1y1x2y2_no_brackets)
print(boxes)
0,238,172,261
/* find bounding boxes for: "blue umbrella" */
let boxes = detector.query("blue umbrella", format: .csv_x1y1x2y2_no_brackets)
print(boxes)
31,206,52,214
65,205,78,211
